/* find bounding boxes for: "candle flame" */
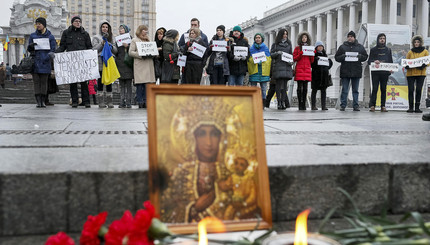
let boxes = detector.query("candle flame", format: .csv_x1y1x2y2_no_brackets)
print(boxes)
294,209,311,245
198,217,226,245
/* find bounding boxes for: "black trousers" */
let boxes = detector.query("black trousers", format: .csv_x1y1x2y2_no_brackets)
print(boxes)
210,65,225,85
70,81,90,104
370,72,389,107
407,76,425,105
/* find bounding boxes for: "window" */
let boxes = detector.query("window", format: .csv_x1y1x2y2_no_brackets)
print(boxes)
413,5,416,18
397,3,401,16
358,11,362,23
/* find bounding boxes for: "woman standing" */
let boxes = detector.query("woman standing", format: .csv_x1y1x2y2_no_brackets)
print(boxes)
129,25,156,108
27,17,56,108
228,26,249,86
207,25,230,85
161,29,181,84
154,27,166,82
270,29,293,110
115,24,134,108
183,27,207,84
311,41,333,110
248,33,271,107
405,35,428,113
293,32,314,110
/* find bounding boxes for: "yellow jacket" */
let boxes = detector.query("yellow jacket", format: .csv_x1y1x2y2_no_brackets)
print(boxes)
406,49,429,77
247,56,271,76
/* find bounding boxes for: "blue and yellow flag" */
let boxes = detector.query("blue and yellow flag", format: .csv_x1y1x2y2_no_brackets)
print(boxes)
101,37,120,85
4,35,9,51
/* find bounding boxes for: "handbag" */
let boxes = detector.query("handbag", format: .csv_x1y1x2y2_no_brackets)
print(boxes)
18,53,34,74
327,74,333,87
124,52,134,69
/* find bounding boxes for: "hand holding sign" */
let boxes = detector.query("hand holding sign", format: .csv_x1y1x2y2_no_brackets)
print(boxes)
317,57,330,66
401,56,430,68
345,52,358,62
115,33,132,47
190,42,207,58
136,42,159,56
252,52,267,63
34,38,51,50
302,46,315,56
234,46,248,58
212,40,227,52
281,52,293,63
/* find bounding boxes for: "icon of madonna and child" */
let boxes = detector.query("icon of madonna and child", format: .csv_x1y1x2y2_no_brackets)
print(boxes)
154,95,266,225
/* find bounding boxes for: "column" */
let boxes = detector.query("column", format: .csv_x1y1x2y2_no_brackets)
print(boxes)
349,3,356,32
271,30,277,48
361,0,368,24
18,38,25,63
316,15,323,42
10,38,16,66
298,21,304,33
326,11,333,54
375,0,382,24
421,0,429,37
290,24,297,48
307,17,314,38
337,7,344,51
389,0,397,24
265,32,271,48
405,0,413,28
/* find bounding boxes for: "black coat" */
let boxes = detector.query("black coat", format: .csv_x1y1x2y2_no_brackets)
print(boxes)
161,38,180,82
206,35,230,76
228,32,249,76
335,40,368,78
56,25,92,52
116,45,134,80
270,40,293,80
311,51,333,90
367,45,393,76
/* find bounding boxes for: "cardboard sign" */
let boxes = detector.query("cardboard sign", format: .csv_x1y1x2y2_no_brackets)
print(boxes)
54,50,100,85
115,33,132,47
370,62,399,71
234,46,248,58
191,42,207,58
345,52,359,62
212,40,227,52
33,38,51,50
184,33,190,43
136,41,159,56
302,46,315,56
281,52,293,63
317,57,330,66
401,56,430,68
177,54,187,67
252,52,267,63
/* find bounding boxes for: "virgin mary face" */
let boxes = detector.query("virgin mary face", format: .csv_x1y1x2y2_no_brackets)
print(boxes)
194,125,221,162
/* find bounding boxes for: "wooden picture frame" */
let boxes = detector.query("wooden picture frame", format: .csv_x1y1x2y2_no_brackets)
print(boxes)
147,84,272,234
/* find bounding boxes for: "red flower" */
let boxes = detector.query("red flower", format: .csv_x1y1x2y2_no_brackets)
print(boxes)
105,210,134,245
128,201,158,245
45,232,75,245
79,211,108,245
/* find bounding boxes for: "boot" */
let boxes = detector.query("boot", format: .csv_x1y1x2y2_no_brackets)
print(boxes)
45,95,54,106
35,94,42,108
311,99,317,110
277,100,283,110
321,97,328,110
106,92,114,108
415,103,422,113
92,94,97,105
284,94,290,109
407,102,414,113
264,99,271,108
262,99,266,110
97,92,106,108
40,94,46,108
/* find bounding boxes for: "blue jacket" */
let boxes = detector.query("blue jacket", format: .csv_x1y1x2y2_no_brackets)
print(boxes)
28,29,56,74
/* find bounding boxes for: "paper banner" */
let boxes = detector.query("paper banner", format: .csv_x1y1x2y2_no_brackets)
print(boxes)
302,46,315,56
401,56,430,68
234,46,248,58
370,62,399,71
177,54,187,67
212,40,227,52
317,57,330,66
136,41,159,56
281,52,293,63
33,38,51,50
54,50,100,85
115,33,132,47
345,52,358,62
191,42,207,58
252,52,267,63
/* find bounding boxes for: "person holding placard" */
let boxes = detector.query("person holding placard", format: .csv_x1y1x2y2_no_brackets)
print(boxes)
228,26,249,86
293,32,314,110
367,33,393,112
311,41,333,111
129,25,156,108
206,25,230,85
92,20,118,108
335,31,368,111
56,15,93,108
270,29,293,110
405,35,429,113
115,24,134,108
182,27,208,84
154,27,166,82
161,29,181,84
248,33,271,107
27,17,56,108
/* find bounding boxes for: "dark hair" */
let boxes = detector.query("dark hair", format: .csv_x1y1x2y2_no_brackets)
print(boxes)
190,18,200,25
275,29,290,44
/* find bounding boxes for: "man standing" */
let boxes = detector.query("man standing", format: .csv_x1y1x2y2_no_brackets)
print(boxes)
56,15,92,108
335,31,368,111
178,18,209,51
368,33,393,112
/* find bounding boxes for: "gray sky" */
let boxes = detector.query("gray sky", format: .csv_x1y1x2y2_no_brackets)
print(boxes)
0,0,287,36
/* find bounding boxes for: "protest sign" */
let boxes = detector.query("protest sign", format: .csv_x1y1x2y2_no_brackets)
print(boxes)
54,50,100,85
252,52,267,63
401,56,430,68
345,52,359,62
317,57,330,66
234,46,248,58
212,40,227,52
184,33,190,43
302,46,315,56
370,62,399,71
281,52,293,63
191,42,207,58
115,33,132,47
177,55,187,67
137,42,159,56
34,38,51,50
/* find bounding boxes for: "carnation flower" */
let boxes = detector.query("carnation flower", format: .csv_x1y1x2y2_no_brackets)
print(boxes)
45,232,75,245
79,211,108,245
105,210,134,245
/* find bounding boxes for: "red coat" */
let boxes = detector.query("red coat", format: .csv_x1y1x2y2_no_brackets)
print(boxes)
88,79,97,95
293,46,314,81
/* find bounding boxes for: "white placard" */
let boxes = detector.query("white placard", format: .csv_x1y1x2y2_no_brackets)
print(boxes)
115,33,132,47
184,33,190,43
136,41,159,56
252,52,267,63
234,46,248,58
212,40,227,52
302,46,315,56
190,42,207,58
54,50,100,85
177,54,187,67
317,57,330,66
370,62,399,71
345,52,359,62
401,56,430,68
281,52,293,63
33,38,51,50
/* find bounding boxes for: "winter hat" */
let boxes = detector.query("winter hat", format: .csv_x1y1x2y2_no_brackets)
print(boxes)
254,33,265,43
233,25,242,33
119,24,130,33
315,40,324,48
347,30,356,38
217,25,226,34
165,29,179,39
71,15,81,24
35,17,46,28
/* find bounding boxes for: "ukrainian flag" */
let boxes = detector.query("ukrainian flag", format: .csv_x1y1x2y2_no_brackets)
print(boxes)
101,37,120,85
3,35,9,51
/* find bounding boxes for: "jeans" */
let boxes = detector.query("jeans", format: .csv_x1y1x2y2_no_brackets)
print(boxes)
228,74,244,86
119,79,133,105
407,76,425,105
70,81,90,104
136,84,146,104
340,77,360,108
250,81,267,99
370,72,389,107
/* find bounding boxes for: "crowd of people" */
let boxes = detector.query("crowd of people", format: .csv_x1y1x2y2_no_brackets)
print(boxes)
0,16,428,118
